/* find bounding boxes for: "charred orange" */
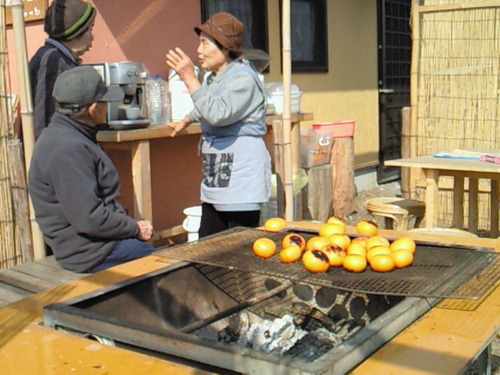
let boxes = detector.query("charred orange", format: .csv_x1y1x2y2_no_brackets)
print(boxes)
302,250,330,273
321,244,347,267
281,233,306,252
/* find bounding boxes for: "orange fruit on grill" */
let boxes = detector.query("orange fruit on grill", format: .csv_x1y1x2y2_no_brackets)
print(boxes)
391,249,414,268
252,237,277,258
356,220,379,236
279,244,303,263
319,223,345,237
306,236,331,252
326,216,346,227
346,242,367,258
343,254,367,273
328,234,351,250
321,244,347,267
367,245,392,264
281,233,306,252
370,254,395,272
390,236,416,254
302,250,330,273
351,237,368,247
366,235,391,250
263,217,287,232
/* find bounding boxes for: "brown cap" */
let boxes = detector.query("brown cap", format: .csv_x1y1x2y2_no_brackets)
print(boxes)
195,12,244,56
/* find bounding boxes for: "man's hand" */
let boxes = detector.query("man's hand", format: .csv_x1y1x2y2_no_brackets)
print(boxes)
137,220,154,241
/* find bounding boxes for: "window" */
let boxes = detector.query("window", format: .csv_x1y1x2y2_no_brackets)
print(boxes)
201,0,328,73
201,0,268,53
284,0,328,72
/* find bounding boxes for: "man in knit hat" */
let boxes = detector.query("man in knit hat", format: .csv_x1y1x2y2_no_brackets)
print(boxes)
29,0,97,139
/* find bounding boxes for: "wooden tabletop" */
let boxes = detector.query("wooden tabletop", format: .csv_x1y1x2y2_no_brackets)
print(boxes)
385,155,500,174
97,113,314,143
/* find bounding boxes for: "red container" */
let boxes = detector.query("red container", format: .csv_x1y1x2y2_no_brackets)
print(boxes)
312,120,355,138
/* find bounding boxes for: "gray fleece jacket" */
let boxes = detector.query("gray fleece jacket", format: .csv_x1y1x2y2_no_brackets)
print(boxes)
28,113,139,272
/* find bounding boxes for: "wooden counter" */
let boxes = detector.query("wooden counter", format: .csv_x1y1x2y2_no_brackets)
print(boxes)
96,113,313,239
0,222,498,374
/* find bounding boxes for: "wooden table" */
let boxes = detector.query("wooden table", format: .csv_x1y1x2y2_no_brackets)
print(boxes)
385,155,500,236
97,113,313,236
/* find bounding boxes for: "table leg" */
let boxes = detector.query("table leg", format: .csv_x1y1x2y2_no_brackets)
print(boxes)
452,176,464,229
490,179,499,237
468,178,479,233
131,141,153,222
424,169,439,228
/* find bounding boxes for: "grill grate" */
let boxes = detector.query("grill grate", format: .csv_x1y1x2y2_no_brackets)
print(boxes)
156,227,500,299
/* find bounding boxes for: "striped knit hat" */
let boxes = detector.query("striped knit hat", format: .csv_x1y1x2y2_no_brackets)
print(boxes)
44,0,96,41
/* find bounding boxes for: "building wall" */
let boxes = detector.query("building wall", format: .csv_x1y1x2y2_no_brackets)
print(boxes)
6,0,380,229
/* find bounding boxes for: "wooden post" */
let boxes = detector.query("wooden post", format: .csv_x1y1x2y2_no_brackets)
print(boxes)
330,137,355,219
401,106,411,199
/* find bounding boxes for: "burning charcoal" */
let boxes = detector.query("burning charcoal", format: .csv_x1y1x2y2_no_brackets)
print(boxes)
236,314,307,356
284,328,341,362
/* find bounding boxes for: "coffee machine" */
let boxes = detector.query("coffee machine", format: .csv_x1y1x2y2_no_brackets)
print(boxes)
92,61,149,129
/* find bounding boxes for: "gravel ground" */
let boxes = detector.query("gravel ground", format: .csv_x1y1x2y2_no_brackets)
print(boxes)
347,182,500,374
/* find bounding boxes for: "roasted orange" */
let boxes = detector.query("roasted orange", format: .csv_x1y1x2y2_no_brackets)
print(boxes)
392,249,414,268
279,244,303,263
356,220,379,236
346,242,367,258
302,250,330,273
367,245,392,264
252,237,277,258
390,236,416,254
343,254,367,273
319,223,345,237
370,254,395,272
321,244,347,267
366,235,391,250
326,216,346,227
328,234,351,250
351,237,368,247
263,217,287,232
281,233,306,252
306,236,331,252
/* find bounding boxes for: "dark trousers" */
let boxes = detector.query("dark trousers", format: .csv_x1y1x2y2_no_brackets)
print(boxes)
89,239,156,272
198,202,260,238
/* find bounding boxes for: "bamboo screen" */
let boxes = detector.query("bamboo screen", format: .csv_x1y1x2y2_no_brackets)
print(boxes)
411,0,500,233
0,0,23,268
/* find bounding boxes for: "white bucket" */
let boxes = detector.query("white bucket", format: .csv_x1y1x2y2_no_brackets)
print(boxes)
182,205,202,242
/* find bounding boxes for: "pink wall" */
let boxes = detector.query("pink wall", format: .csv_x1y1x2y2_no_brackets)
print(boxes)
7,0,201,91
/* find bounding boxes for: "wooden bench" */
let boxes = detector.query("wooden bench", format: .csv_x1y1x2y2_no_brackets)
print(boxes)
0,256,85,307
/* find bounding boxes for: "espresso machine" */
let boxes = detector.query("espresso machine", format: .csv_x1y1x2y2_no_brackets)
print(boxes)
92,61,149,129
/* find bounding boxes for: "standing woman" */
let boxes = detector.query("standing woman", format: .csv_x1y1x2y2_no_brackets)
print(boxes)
166,12,271,238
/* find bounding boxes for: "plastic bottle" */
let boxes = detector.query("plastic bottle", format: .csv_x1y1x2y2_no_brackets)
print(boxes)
145,74,170,124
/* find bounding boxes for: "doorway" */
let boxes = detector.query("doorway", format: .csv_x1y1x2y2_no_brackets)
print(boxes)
376,0,412,183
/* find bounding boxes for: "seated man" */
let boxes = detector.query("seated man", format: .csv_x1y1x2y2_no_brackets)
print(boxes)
28,66,156,273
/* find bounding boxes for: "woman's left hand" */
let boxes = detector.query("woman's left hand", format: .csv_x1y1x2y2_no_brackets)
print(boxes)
166,48,199,90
